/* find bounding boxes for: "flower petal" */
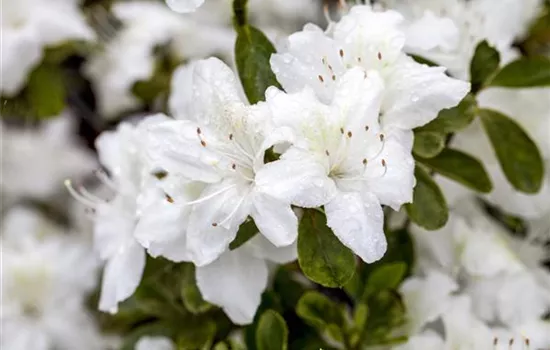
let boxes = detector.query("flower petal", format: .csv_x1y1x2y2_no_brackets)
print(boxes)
255,147,338,208
146,120,222,183
98,241,145,313
196,249,268,325
165,0,205,13
243,234,298,264
382,56,470,130
250,192,298,247
187,181,251,266
325,191,386,263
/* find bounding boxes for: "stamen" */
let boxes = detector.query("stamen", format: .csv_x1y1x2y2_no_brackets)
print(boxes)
229,133,233,140
212,223,218,227
78,185,104,203
231,163,236,170
340,127,345,134
196,127,202,134
377,52,382,60
201,140,207,147
328,64,333,71
318,75,324,83
365,125,369,131
165,193,174,203
65,180,97,208
379,134,385,142
216,195,247,227
339,49,344,58
93,169,117,190
362,158,367,165
347,131,352,138
183,184,236,206
325,150,330,156
323,4,332,24
332,74,336,81
357,57,362,63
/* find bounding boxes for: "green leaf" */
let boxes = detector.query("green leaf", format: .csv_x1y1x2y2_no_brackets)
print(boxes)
488,56,550,87
273,267,305,310
470,40,500,92
478,109,544,193
366,262,407,292
229,218,258,250
410,54,439,67
235,25,281,104
27,63,66,118
405,166,448,230
180,264,212,314
412,130,445,158
353,303,369,331
362,291,406,346
417,148,493,193
256,310,288,350
296,291,345,330
419,94,477,134
297,209,355,288
177,320,216,350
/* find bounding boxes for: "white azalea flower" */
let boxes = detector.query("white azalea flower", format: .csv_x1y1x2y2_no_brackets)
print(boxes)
0,0,94,95
410,201,550,328
0,113,96,206
196,234,297,325
135,336,175,350
146,57,298,266
258,68,412,262
270,5,469,131
380,0,542,79
399,270,458,333
85,1,234,118
394,330,445,350
1,207,105,350
66,115,180,313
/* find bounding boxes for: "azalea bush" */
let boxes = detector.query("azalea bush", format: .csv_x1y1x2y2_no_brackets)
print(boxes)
1,0,550,349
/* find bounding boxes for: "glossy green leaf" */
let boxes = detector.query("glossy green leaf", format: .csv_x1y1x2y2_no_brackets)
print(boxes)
479,109,544,193
405,166,448,230
488,56,550,87
177,320,216,350
229,218,258,250
296,291,345,330
297,209,355,287
366,262,407,292
413,130,445,158
27,63,66,118
417,148,493,193
235,25,281,104
256,310,288,350
419,94,477,134
470,40,500,92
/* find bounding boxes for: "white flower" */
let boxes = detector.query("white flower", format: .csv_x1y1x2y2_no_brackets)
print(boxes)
257,68,411,262
0,0,94,95
1,207,105,350
0,113,96,205
66,115,175,313
135,336,175,350
380,0,543,79
410,202,550,328
85,1,234,118
196,234,297,325
399,270,458,333
146,57,298,266
270,5,469,131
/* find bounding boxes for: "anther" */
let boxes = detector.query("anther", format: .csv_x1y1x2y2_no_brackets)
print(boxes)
509,338,514,346
165,194,174,203
328,64,333,71
322,57,326,64
379,134,385,142
325,150,330,156
232,163,236,170
357,57,362,63
525,338,530,346
339,49,344,57
377,52,382,60
201,140,207,147
340,127,345,134
318,75,324,83
347,131,352,138
332,74,336,81
493,337,498,346
362,158,367,165
197,127,202,134
212,223,218,227
365,125,369,131
381,159,386,167
229,133,233,140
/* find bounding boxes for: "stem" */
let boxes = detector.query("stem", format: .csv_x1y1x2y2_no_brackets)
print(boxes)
232,0,248,29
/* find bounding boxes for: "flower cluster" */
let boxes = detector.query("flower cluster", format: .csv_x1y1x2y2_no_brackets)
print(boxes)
66,5,469,325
